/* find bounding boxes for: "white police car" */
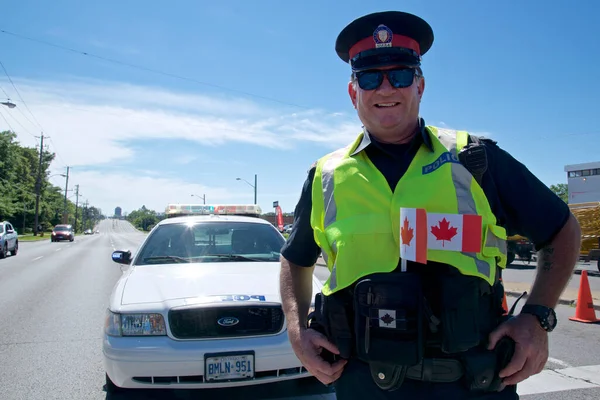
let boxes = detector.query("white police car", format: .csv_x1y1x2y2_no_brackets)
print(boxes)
103,204,321,392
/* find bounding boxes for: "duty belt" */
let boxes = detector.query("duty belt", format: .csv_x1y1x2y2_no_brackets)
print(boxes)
371,358,464,391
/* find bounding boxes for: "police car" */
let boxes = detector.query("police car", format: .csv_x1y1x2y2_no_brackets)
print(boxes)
103,204,321,392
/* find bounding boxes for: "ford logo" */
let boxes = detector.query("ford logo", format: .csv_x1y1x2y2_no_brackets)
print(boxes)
217,317,239,327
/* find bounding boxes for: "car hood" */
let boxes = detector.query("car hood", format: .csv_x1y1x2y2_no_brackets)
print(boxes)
119,262,322,307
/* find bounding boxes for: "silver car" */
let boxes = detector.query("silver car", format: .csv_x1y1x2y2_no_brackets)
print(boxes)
0,221,18,258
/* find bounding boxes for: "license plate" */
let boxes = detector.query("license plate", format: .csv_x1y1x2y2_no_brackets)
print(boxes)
204,352,255,382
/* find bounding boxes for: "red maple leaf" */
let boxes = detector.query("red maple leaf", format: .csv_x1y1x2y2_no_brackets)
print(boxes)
400,217,414,246
431,218,458,247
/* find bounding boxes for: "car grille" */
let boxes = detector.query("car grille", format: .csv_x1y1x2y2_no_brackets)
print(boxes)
168,305,285,339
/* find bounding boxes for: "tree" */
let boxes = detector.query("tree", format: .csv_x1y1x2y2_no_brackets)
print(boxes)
0,130,100,234
549,183,568,204
127,205,165,231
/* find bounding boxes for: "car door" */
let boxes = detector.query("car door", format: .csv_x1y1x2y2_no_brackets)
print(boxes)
6,223,16,249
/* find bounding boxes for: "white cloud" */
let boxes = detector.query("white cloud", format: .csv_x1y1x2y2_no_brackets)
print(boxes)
3,78,360,168
0,77,361,213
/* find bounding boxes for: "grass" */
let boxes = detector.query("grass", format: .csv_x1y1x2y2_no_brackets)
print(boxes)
18,232,87,242
18,234,49,242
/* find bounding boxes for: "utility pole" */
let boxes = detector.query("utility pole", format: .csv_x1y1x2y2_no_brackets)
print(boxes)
73,185,80,232
82,199,89,231
62,166,70,224
22,202,26,233
254,174,257,205
33,134,46,236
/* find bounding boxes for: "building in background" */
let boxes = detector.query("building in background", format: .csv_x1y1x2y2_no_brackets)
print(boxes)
564,161,600,203
114,207,122,218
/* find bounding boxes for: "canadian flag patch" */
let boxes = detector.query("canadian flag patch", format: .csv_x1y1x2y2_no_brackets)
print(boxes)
427,213,483,253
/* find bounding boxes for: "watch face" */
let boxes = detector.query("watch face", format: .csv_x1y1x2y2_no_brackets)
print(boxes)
547,309,557,330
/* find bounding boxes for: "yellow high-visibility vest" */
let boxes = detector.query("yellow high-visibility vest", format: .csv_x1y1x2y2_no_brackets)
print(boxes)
310,126,508,296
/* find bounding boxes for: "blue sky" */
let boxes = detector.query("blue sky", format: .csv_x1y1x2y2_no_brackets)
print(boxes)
1,0,598,216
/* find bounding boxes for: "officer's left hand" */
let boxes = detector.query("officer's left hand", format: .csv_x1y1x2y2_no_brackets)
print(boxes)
487,313,548,386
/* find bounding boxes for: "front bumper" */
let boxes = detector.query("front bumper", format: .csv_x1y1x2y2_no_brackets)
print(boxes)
103,331,310,389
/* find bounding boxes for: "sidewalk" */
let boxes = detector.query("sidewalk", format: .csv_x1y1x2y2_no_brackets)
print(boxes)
314,258,600,312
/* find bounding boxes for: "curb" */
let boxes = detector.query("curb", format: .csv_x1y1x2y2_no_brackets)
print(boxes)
574,269,600,278
504,290,600,312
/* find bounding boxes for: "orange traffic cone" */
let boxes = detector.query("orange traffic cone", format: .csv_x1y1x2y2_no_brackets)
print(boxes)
569,270,600,323
499,277,509,315
502,291,509,315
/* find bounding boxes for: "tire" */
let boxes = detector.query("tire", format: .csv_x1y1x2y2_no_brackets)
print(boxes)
507,251,515,266
105,373,123,393
0,244,6,259
11,241,17,256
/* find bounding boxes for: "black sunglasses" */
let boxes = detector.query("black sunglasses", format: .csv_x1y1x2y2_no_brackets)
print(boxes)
354,68,420,91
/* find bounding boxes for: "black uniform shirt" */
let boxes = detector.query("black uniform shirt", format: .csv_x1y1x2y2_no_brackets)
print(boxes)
281,119,571,268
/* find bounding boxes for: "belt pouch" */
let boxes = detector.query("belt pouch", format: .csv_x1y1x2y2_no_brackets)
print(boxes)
462,348,497,391
353,272,424,365
308,292,330,337
439,275,481,354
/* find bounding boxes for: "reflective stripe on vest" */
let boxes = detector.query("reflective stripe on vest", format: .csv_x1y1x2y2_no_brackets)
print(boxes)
313,127,507,294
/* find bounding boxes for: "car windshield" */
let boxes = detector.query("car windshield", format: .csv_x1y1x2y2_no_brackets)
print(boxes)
53,226,71,232
135,221,286,265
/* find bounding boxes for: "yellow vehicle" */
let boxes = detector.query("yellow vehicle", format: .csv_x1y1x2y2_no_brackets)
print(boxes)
569,202,600,271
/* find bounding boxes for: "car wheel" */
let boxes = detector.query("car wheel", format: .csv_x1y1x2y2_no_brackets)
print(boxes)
506,251,515,266
0,244,6,259
105,373,123,393
11,241,17,256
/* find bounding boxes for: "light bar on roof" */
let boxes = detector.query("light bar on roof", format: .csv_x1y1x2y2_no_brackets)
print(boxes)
165,203,262,217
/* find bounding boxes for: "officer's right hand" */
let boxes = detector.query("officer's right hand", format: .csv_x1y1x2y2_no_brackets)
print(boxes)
289,327,348,385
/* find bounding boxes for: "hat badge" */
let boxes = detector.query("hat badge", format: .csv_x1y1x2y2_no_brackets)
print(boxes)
373,24,393,48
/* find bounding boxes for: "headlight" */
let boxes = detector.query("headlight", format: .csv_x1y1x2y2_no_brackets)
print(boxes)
104,309,167,336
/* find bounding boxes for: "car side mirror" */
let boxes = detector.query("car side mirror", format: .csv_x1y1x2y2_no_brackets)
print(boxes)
6,229,13,234
112,250,132,265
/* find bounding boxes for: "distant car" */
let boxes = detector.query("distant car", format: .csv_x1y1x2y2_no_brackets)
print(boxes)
0,221,18,258
51,225,74,242
103,204,321,392
84,229,93,235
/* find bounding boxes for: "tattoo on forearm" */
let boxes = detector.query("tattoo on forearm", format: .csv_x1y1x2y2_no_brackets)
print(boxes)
539,245,555,271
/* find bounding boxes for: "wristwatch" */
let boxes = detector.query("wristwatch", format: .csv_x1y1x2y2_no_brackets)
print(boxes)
520,304,557,332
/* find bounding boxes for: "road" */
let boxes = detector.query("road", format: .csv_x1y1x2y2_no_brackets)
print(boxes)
0,219,598,400
502,259,600,295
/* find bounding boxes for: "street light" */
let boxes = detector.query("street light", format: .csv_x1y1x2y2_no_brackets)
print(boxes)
191,194,206,204
236,174,257,204
1,101,16,108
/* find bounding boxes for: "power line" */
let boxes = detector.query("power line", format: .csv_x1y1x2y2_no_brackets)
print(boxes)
47,137,67,167
0,108,15,132
0,59,45,130
0,83,9,98
3,107,37,138
0,28,310,110
0,63,68,164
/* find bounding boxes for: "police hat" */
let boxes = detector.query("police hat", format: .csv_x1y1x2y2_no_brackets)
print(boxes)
335,11,434,71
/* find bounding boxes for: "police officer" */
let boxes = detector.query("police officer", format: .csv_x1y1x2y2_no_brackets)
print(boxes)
279,10,582,400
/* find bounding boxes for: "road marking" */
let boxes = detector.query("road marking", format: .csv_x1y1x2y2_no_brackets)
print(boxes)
32,256,43,261
517,364,600,396
55,248,61,252
548,357,573,368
